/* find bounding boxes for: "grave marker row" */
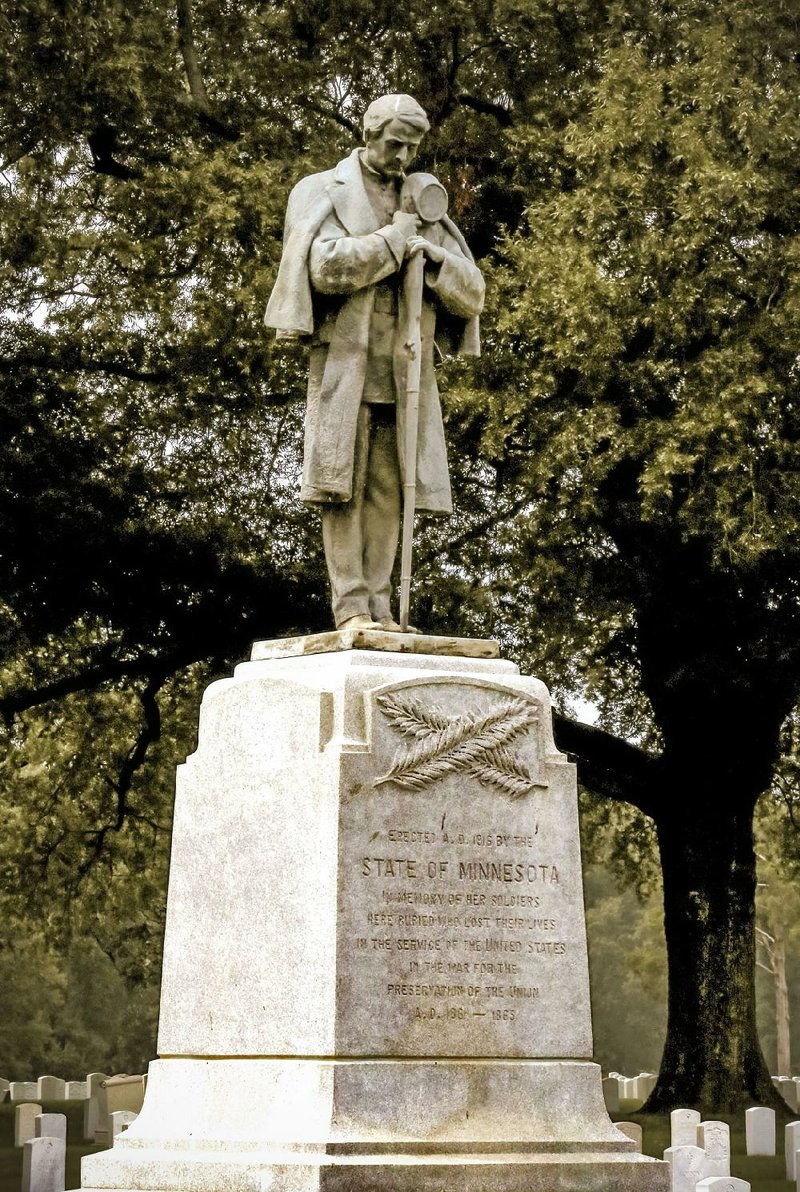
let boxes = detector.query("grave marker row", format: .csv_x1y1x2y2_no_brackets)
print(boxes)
3,1074,93,1101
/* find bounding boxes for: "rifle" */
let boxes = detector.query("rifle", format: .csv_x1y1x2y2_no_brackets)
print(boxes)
397,173,449,632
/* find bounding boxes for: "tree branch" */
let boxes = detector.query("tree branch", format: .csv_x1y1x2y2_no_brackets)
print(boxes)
107,674,164,824
78,672,167,878
455,93,514,127
300,99,360,138
175,0,239,140
553,712,662,817
441,495,531,556
0,350,169,384
0,649,191,725
87,125,141,180
1,136,43,173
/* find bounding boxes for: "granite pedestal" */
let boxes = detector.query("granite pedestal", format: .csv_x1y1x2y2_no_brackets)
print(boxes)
77,632,668,1192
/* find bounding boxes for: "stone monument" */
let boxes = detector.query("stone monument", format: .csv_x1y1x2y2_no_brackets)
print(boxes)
77,628,668,1191
74,88,667,1192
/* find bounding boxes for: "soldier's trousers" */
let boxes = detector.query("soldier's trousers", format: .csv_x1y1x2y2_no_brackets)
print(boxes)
322,403,401,626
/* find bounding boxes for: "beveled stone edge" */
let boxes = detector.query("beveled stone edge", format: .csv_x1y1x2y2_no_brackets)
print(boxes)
251,630,501,661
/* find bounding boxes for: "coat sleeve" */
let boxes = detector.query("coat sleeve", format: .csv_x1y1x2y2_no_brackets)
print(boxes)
309,215,407,294
425,245,485,321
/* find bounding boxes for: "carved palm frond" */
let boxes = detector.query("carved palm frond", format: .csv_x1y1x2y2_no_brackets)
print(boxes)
374,691,548,798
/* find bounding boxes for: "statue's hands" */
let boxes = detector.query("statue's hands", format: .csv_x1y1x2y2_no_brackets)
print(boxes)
392,211,422,238
406,235,447,265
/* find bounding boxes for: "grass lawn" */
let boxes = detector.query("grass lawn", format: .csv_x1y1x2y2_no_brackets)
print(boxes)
0,1097,794,1191
616,1099,796,1191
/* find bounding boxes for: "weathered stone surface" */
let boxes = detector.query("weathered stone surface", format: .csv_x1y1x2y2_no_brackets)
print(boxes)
77,643,668,1192
251,628,500,662
22,1135,65,1192
670,1108,701,1148
697,1121,730,1177
10,1082,38,1101
663,1144,709,1192
745,1106,775,1156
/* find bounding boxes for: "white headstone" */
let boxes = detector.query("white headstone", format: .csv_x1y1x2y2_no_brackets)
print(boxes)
664,1144,709,1192
615,1121,643,1151
35,1112,67,1143
777,1077,799,1110
65,1081,87,1100
697,1120,730,1177
670,1108,702,1148
745,1106,776,1155
15,1103,42,1147
110,1110,138,1138
0,1077,9,1095
695,1180,750,1191
636,1074,657,1101
784,1119,800,1181
602,1076,620,1112
623,1076,639,1100
36,1076,66,1101
10,1081,39,1101
21,1135,66,1192
83,1072,108,1141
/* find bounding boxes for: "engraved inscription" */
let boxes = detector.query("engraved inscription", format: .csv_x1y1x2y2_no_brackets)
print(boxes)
335,678,592,1057
347,822,570,1032
374,691,548,798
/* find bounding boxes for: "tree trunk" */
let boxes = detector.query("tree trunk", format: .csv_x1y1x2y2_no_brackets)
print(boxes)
774,936,791,1077
644,796,782,1114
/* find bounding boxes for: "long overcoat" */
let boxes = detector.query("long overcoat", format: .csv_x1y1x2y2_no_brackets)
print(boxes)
264,149,484,513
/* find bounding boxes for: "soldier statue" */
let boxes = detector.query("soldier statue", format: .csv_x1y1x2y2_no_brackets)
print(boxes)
265,93,484,632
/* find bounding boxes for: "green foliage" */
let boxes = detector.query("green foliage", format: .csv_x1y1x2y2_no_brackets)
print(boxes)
1,0,799,1102
0,929,157,1079
466,2,800,736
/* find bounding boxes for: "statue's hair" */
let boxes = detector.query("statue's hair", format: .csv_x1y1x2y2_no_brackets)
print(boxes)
363,94,430,139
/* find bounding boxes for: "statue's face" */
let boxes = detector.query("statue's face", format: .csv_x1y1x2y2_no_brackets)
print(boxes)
364,118,423,179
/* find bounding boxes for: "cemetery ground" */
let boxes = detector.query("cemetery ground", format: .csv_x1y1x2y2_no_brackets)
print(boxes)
0,1099,796,1192
615,1101,793,1191
0,1101,102,1191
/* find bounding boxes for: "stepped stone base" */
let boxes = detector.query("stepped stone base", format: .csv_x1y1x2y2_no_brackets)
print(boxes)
72,635,668,1192
79,1057,666,1192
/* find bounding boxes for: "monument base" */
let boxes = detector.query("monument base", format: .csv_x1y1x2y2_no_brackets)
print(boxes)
80,1057,665,1191
74,634,667,1192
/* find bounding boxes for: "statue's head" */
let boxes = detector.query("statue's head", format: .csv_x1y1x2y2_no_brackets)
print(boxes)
362,94,430,179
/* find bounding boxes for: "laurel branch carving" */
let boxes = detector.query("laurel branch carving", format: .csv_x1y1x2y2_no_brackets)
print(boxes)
374,691,548,799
